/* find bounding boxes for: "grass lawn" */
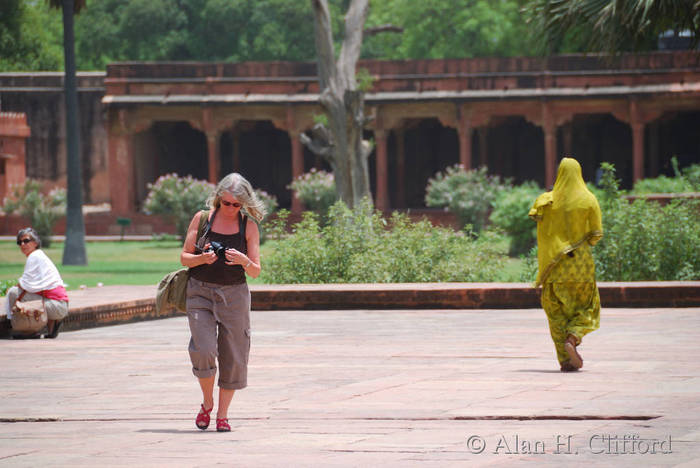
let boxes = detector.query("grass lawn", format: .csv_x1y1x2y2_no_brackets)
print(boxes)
0,240,267,291
1,239,528,293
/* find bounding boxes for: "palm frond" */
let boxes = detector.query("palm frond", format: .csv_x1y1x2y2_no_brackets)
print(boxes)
523,0,700,55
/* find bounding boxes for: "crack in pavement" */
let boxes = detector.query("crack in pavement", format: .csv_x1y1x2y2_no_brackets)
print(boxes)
0,414,660,423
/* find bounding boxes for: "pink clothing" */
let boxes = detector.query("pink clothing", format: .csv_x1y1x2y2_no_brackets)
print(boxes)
39,285,69,302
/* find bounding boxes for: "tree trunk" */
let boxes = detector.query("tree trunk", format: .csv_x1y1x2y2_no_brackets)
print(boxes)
308,0,372,209
60,0,87,265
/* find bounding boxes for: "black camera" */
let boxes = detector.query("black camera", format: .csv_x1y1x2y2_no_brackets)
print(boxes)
205,241,227,260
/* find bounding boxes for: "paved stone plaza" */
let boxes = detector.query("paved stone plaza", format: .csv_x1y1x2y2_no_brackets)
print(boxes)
1,306,699,467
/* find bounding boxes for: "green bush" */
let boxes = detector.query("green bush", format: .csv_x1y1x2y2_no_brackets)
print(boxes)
287,168,337,221
631,175,693,194
261,200,507,284
142,173,215,240
1,279,17,297
254,188,278,243
594,164,700,281
255,189,278,223
684,163,700,190
2,179,66,247
425,165,510,232
631,158,700,194
489,181,541,256
519,246,539,283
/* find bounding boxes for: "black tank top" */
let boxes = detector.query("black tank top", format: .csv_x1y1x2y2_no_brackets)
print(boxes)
189,214,247,285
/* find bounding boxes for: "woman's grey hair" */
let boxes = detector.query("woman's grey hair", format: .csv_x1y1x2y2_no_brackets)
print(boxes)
17,227,41,248
206,172,267,223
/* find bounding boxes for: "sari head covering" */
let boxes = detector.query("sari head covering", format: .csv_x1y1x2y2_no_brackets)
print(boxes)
529,158,603,286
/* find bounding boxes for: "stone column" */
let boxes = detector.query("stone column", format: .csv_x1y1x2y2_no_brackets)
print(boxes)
206,131,220,183
289,131,304,215
458,117,473,169
542,105,557,188
631,122,645,182
108,130,134,215
374,129,389,211
629,99,645,183
544,123,557,188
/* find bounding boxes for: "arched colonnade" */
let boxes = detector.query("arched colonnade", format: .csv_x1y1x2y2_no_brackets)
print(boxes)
106,94,700,215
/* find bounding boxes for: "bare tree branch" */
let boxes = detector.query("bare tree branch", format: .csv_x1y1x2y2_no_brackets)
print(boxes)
363,24,404,36
300,124,334,163
338,0,369,90
310,0,337,92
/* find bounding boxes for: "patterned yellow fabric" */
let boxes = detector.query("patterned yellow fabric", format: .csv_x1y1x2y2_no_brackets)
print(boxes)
548,243,596,282
529,158,603,286
541,277,601,364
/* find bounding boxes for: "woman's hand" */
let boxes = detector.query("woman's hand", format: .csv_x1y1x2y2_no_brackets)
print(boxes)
224,248,250,267
200,243,218,265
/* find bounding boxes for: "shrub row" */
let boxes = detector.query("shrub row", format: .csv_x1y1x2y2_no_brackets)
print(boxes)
261,200,506,284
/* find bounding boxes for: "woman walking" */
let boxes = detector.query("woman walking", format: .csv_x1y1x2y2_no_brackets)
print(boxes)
529,158,603,372
180,173,266,431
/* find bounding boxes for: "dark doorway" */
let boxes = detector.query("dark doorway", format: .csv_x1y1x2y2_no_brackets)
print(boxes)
234,121,292,208
483,116,544,186
568,114,632,187
133,121,207,208
395,118,459,208
648,111,700,177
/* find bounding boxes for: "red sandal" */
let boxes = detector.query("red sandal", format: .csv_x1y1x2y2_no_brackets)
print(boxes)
195,404,213,430
216,418,231,432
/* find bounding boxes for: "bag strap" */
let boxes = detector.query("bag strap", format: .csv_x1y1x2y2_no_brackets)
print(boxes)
197,209,211,239
239,212,247,251
194,209,216,253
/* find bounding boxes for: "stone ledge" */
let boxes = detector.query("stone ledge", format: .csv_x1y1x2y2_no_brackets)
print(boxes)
249,281,700,310
1,282,698,337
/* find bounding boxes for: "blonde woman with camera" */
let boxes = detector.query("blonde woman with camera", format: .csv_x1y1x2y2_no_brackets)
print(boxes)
180,173,266,432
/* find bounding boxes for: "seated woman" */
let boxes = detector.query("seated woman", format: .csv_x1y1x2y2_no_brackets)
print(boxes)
5,228,69,338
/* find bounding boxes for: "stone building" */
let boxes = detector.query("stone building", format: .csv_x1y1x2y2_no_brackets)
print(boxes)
102,52,700,215
2,51,700,220
0,112,30,201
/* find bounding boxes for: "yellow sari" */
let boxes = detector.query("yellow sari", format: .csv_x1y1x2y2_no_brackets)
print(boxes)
529,158,603,287
529,158,603,366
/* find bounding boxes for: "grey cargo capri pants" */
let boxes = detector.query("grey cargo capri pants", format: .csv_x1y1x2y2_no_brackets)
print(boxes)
186,277,251,390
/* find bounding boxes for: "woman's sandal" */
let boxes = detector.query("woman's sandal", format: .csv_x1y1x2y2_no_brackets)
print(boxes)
195,404,213,430
216,418,231,432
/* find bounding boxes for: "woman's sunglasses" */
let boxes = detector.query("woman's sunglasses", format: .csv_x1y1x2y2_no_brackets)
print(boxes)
17,238,33,245
221,200,242,208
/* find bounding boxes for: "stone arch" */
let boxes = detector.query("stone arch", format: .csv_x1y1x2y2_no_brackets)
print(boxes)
482,116,544,186
229,120,293,208
133,121,207,209
395,118,459,209
647,111,700,178
566,114,632,187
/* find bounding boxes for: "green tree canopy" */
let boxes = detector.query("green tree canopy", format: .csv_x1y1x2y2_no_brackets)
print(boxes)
0,0,62,71
73,0,350,70
363,0,533,59
4,0,697,72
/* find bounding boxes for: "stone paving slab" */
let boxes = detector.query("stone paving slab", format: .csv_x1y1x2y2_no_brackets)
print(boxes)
1,306,699,466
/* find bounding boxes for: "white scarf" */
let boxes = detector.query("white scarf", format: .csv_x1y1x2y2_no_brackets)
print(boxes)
18,249,65,293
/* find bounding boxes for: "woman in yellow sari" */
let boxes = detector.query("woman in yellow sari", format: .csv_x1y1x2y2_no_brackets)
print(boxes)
529,158,603,372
